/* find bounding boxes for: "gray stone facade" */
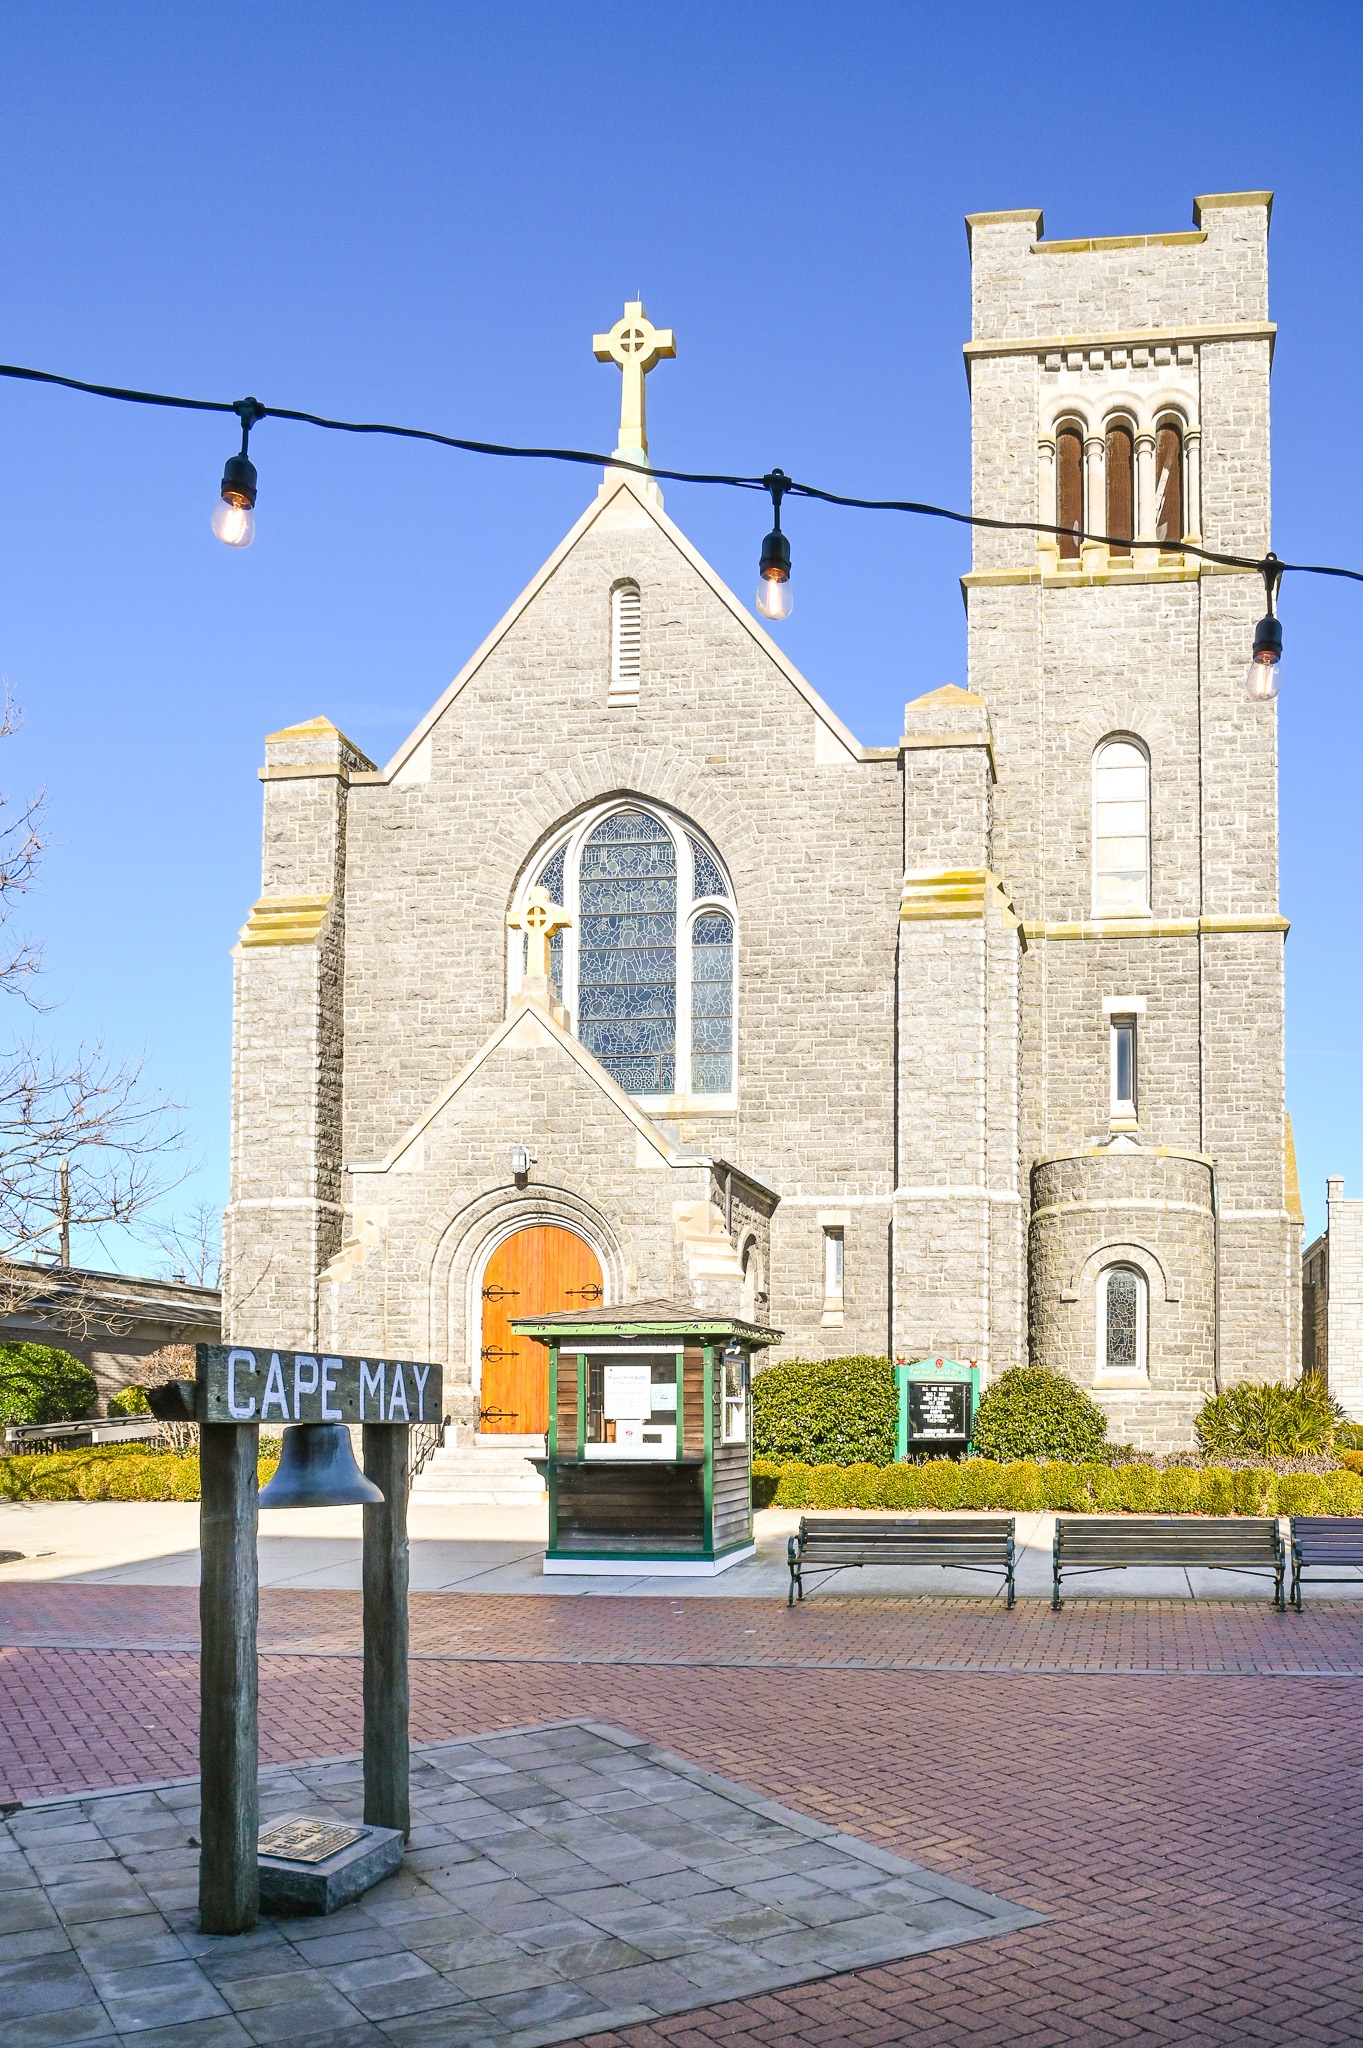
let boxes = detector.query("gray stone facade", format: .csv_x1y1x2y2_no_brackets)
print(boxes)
225,192,1297,1449
1302,1179,1363,1420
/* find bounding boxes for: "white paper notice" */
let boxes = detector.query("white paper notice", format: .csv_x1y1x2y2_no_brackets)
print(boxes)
603,1364,653,1420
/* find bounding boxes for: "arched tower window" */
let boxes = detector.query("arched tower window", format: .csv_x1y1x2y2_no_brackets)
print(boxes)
1093,738,1150,917
1099,1264,1147,1378
509,802,736,1104
1105,420,1134,556
609,581,641,707
1056,424,1083,559
1154,421,1184,547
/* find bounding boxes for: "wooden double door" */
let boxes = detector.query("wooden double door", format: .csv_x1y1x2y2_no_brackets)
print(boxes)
479,1226,603,1434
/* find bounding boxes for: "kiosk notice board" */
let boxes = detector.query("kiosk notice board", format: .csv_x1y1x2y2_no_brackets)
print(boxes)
895,1356,981,1460
511,1299,780,1575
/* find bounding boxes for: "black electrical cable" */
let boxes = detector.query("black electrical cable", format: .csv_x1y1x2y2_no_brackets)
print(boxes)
2,358,1360,587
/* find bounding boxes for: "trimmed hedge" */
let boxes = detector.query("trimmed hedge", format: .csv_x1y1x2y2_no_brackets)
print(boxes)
0,1444,281,1502
751,1456,1363,1517
0,1343,98,1426
752,1355,896,1465
971,1367,1108,1463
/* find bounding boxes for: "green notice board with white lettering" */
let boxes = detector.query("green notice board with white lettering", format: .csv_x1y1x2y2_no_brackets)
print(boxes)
894,1357,981,1460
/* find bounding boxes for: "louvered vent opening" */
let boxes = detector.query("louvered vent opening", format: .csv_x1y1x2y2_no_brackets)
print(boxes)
609,581,641,706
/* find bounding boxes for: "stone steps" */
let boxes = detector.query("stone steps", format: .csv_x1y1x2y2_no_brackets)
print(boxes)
411,1432,548,1504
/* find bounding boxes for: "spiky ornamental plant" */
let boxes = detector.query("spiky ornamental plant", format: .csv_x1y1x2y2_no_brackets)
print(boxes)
1195,1376,1347,1459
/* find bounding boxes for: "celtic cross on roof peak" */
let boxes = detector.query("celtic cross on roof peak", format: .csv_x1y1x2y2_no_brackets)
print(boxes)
592,300,675,467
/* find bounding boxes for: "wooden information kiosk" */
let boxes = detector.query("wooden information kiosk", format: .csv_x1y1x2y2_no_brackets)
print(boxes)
511,1300,781,1576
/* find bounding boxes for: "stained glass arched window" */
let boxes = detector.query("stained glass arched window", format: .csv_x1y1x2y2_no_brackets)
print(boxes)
510,803,736,1102
578,810,677,1095
691,912,734,1093
1100,1265,1147,1377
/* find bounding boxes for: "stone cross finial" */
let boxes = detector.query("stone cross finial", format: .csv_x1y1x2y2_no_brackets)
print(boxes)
593,301,675,465
507,887,572,983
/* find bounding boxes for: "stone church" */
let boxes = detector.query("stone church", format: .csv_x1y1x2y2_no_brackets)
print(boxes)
224,190,1299,1454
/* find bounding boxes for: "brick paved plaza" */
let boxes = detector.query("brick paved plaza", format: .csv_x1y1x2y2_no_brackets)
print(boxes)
3,1584,1363,2045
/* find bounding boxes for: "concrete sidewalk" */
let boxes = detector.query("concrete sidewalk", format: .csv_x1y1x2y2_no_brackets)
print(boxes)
3,1499,1358,1600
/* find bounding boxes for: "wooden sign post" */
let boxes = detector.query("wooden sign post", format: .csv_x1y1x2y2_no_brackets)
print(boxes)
188,1345,443,1936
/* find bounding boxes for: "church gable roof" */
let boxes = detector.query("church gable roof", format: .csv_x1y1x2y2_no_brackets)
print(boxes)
353,467,878,784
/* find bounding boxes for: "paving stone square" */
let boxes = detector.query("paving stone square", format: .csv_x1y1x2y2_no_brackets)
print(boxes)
0,1719,1042,2047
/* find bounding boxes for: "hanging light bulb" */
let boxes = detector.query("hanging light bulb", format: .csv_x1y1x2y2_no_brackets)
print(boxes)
756,468,793,621
1246,554,1284,700
212,397,265,548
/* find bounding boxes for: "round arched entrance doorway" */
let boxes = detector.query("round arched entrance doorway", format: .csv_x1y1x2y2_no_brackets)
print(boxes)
479,1227,603,1434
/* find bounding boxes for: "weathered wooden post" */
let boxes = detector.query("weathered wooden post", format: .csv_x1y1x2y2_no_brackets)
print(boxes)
362,1423,410,1839
198,1423,259,1935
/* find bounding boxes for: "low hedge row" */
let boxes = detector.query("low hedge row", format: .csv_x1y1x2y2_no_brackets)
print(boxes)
752,1457,1363,1518
0,1445,282,1503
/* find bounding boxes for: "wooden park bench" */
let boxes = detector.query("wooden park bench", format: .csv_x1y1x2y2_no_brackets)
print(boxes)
1289,1517,1363,1610
1052,1515,1285,1611
787,1515,1015,1608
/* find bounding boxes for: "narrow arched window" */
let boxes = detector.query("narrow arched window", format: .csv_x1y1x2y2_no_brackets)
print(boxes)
609,581,641,707
1093,739,1150,916
578,809,675,1092
1056,424,1083,560
1105,421,1134,556
690,911,734,1093
1100,1265,1147,1377
1155,421,1184,547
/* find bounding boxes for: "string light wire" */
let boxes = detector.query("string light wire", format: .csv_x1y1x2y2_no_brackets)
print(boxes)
2,358,1361,587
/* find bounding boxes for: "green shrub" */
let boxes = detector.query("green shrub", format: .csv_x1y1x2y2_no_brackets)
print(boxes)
874,1463,922,1509
1085,1462,1123,1512
971,1367,1107,1463
842,1461,882,1508
1118,1464,1163,1513
774,1463,812,1507
1160,1467,1201,1515
1336,1422,1363,1451
1232,1467,1276,1516
0,1343,98,1426
914,1459,962,1510
1318,1470,1363,1517
1199,1468,1235,1517
808,1463,851,1508
1337,1449,1363,1476
1196,1377,1346,1458
957,1458,1003,1509
1276,1474,1323,1517
998,1460,1043,1511
107,1385,151,1416
751,1459,781,1509
0,1443,280,1502
752,1355,896,1465
1039,1461,1089,1511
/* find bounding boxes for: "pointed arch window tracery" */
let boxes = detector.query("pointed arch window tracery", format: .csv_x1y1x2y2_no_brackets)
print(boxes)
510,800,736,1105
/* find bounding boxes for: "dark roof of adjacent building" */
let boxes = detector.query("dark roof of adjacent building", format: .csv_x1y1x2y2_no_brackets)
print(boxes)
0,1260,221,1342
511,1297,782,1343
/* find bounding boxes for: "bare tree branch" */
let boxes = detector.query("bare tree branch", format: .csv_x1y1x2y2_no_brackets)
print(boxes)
151,1199,221,1287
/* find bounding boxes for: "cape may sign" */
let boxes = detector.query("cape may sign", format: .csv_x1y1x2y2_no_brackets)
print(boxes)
199,1345,442,1425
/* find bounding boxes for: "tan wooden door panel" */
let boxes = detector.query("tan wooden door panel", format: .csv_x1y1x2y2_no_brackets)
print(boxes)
479,1227,603,1434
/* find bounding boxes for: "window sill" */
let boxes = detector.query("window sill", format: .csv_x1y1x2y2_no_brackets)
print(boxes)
634,1094,737,1115
1094,1373,1150,1390
1109,1114,1140,1134
820,1304,845,1328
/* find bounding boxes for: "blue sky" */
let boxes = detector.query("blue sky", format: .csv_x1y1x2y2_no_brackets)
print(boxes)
0,1,1360,1265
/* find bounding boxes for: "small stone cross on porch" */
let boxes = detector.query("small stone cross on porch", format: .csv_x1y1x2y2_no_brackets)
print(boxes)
508,887,572,1020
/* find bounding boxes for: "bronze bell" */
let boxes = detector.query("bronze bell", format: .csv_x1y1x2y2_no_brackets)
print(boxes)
258,1423,386,1508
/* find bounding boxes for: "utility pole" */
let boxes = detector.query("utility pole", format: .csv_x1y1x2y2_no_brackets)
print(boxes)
58,1158,70,1266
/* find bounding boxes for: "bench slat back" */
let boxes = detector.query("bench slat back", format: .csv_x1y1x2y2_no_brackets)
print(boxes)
1056,1514,1278,1562
1292,1515,1363,1562
798,1515,1013,1562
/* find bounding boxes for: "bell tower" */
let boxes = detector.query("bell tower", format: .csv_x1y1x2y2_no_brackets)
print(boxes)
963,193,1299,1446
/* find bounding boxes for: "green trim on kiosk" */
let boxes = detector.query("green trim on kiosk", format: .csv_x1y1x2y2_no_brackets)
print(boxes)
895,1356,982,1460
513,1300,780,1575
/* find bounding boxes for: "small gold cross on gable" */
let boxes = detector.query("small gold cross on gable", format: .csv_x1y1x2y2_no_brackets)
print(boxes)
593,300,675,465
507,887,572,983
